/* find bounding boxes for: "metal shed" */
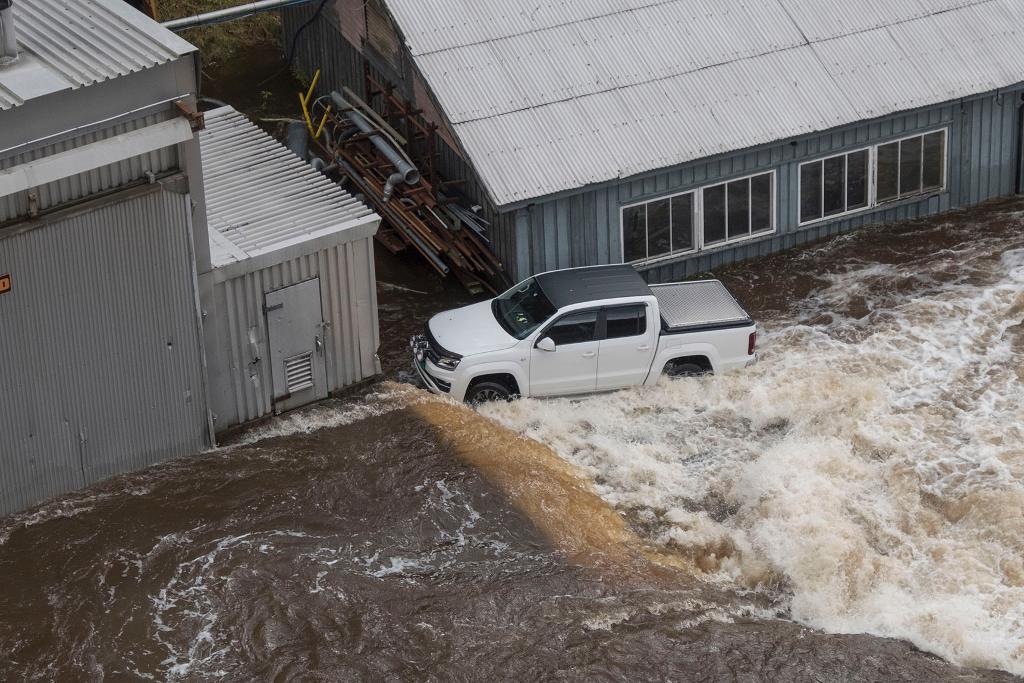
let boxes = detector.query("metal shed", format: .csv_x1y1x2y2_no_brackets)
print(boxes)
284,0,1024,282
197,107,381,432
0,0,210,514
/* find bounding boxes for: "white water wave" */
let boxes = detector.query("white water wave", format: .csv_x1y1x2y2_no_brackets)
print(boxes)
480,237,1024,674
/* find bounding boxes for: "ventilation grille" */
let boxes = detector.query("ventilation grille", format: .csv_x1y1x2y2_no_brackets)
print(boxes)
284,352,314,394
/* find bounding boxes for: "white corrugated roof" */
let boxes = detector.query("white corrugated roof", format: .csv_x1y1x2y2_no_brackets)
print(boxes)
200,107,377,270
384,0,1024,207
0,0,194,111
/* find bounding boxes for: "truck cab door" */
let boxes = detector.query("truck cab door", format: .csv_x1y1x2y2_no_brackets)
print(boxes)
595,304,656,390
529,310,599,396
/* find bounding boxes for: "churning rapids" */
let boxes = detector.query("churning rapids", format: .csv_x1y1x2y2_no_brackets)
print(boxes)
1,199,1022,681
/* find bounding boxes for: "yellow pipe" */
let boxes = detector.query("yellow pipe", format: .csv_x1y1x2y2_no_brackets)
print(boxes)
314,106,331,140
304,69,320,107
298,92,313,136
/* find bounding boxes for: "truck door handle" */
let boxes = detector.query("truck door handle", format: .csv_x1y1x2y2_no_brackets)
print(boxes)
582,351,596,358
637,345,651,351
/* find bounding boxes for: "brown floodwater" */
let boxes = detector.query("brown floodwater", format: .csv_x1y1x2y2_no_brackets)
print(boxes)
1,199,1022,681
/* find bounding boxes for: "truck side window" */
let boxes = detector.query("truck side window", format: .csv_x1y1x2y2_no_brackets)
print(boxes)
546,311,598,346
605,305,647,339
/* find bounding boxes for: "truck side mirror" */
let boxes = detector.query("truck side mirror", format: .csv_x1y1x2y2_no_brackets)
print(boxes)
536,337,556,352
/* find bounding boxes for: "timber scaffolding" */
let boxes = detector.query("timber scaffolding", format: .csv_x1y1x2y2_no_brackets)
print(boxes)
307,70,510,295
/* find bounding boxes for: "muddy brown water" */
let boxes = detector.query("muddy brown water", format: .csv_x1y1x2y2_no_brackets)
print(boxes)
2,200,1023,681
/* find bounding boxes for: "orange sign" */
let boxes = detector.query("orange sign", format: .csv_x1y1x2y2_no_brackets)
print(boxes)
0,274,9,294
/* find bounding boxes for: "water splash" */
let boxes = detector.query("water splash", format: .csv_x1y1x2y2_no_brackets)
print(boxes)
479,224,1024,674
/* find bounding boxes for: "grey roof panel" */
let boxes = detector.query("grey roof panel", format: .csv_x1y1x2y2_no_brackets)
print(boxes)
199,106,377,269
383,0,1024,206
0,0,195,110
535,265,651,309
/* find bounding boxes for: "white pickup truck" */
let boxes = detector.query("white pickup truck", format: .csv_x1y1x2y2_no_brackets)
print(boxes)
411,265,757,403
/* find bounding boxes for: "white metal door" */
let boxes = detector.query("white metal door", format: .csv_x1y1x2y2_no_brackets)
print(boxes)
266,278,328,413
529,310,599,396
596,304,657,390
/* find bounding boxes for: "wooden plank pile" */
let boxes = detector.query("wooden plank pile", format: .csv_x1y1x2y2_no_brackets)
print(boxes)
309,83,510,295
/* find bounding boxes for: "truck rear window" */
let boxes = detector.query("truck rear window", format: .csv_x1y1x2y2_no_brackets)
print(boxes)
605,305,647,339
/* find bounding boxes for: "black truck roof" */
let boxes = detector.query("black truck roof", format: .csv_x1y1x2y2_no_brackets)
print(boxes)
535,265,651,309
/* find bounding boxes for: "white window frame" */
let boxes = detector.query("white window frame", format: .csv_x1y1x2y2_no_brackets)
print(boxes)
874,127,948,205
797,127,948,227
796,146,874,227
619,188,698,265
699,170,777,249
620,169,777,265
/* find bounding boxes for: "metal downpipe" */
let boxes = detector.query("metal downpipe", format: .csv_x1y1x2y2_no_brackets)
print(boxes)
329,91,420,202
161,0,313,31
1016,95,1024,195
0,0,19,67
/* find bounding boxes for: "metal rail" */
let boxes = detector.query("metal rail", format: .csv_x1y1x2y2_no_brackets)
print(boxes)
161,0,313,31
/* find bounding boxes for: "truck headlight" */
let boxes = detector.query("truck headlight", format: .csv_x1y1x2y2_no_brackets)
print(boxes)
435,356,460,370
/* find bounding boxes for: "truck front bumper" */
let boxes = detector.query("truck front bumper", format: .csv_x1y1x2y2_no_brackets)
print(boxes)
410,335,453,395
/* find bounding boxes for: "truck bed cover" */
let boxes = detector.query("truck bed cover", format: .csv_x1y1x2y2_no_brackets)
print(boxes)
651,280,752,332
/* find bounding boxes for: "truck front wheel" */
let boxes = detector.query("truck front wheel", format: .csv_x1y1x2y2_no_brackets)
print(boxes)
465,381,512,405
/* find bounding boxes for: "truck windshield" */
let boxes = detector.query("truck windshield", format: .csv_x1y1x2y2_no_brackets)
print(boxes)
492,277,556,339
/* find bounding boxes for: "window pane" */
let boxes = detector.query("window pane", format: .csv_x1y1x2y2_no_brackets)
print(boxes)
922,131,945,190
605,305,646,339
727,178,749,239
877,142,899,202
823,155,845,216
750,173,773,233
647,198,670,259
800,161,823,222
547,310,598,346
846,149,869,210
703,184,726,244
900,136,923,197
622,205,646,262
671,193,694,252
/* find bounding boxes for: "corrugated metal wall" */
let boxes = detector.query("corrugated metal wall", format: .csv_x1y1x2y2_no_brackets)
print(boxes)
0,110,179,224
0,184,211,515
204,236,380,430
285,5,368,100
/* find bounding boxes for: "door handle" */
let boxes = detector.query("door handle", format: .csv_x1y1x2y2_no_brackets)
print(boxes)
637,345,651,351
582,351,596,358
315,335,323,355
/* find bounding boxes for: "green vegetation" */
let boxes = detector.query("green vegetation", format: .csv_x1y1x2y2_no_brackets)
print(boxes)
156,0,306,120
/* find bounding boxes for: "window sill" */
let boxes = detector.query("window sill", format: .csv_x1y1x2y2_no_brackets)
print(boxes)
626,247,698,268
629,228,776,270
797,188,945,228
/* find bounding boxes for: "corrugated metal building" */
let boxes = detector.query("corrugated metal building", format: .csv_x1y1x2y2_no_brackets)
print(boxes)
285,0,1024,281
0,0,211,514
0,4,382,514
197,107,380,431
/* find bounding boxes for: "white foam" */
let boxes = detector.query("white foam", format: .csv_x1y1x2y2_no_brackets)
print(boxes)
479,235,1024,674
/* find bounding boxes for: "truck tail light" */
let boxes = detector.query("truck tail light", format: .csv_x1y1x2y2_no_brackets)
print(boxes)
748,331,757,356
